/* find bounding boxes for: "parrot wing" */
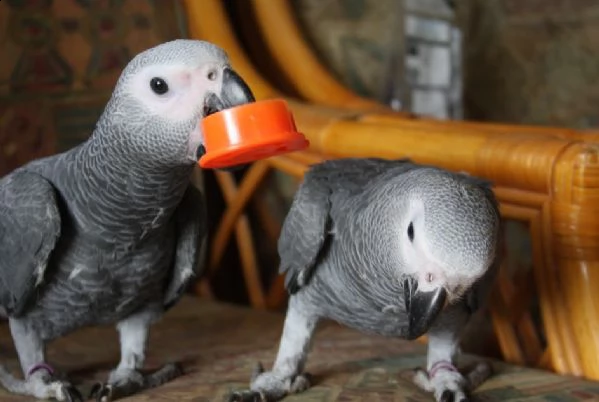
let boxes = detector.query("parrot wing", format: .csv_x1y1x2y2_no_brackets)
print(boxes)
0,170,62,316
465,214,502,315
278,168,332,294
163,183,208,310
279,157,419,294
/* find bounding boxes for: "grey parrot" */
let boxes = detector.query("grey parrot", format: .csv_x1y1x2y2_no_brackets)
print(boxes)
230,157,502,402
0,39,255,401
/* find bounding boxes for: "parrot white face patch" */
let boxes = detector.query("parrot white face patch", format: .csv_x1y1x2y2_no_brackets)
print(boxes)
397,193,492,303
126,62,226,124
399,199,448,293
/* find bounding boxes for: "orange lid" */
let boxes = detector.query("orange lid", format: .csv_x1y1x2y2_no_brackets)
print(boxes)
198,99,309,169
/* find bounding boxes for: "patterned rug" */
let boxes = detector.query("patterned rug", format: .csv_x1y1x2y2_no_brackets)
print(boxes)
0,297,596,401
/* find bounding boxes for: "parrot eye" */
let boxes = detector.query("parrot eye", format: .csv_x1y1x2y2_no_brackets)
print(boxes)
207,69,218,81
150,77,169,95
407,222,414,242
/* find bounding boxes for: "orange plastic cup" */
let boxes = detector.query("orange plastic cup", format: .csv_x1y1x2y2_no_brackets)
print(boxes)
198,99,309,169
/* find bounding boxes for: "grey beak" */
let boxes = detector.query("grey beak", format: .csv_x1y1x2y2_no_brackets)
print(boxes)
199,68,256,171
403,278,447,340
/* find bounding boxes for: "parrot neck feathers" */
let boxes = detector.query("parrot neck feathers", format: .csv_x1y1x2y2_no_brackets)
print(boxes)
55,131,195,238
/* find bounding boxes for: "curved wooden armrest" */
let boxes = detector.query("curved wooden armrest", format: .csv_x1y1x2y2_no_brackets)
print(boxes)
361,113,599,143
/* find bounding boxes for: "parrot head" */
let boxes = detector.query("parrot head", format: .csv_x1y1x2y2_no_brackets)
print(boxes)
100,39,255,167
389,169,500,339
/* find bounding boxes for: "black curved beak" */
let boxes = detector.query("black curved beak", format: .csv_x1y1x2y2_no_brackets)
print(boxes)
221,67,256,106
403,278,447,340
198,68,256,172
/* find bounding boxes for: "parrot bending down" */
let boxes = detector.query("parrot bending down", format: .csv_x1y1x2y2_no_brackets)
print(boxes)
0,39,255,401
230,158,502,402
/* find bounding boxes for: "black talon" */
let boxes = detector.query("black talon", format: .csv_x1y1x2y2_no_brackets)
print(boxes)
227,390,262,402
89,382,102,399
300,372,313,383
88,363,182,401
440,390,455,402
89,383,112,402
89,383,101,399
64,385,84,402
99,387,113,401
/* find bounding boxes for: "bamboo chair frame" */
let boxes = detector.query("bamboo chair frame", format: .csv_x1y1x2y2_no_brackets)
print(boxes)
182,0,599,382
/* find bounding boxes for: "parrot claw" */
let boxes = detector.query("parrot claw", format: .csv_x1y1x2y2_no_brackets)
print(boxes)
412,360,492,402
13,365,84,402
228,365,311,402
90,362,184,401
440,389,468,402
89,382,113,402
228,364,313,402
227,390,264,402
59,383,84,402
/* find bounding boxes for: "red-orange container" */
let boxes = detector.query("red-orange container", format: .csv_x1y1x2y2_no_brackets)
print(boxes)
199,99,309,169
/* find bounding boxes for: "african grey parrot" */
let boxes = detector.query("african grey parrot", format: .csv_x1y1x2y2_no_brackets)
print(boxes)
0,39,255,401
230,157,502,402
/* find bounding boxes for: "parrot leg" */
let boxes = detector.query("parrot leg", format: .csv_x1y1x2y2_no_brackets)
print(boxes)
90,311,183,402
0,318,84,401
228,298,319,402
411,305,492,402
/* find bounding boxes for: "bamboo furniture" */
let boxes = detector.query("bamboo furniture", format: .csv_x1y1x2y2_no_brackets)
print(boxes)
182,0,599,383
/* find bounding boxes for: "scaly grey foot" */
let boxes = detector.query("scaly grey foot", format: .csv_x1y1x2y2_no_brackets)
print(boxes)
0,363,83,401
228,363,312,402
89,362,183,402
412,360,492,402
